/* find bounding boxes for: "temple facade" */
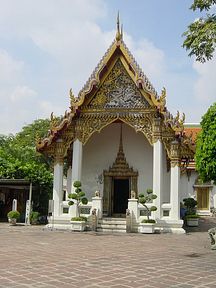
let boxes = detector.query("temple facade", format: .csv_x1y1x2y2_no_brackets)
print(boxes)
37,19,216,233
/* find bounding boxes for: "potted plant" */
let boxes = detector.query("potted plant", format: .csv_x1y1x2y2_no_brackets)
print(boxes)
183,197,199,227
30,211,40,225
68,181,88,231
7,210,20,225
138,189,157,234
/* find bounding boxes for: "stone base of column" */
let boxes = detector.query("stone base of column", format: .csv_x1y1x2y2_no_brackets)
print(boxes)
155,219,185,234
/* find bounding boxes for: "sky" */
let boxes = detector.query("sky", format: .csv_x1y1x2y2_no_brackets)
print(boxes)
0,0,216,135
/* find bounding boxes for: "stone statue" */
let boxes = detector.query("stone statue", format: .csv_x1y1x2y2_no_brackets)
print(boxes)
91,208,97,232
131,190,136,199
92,208,97,216
126,209,130,216
95,191,100,197
208,228,216,250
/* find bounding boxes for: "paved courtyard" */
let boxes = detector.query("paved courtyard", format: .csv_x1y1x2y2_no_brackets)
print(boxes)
0,218,216,288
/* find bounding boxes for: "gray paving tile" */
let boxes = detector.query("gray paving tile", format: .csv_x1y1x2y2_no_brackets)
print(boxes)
0,220,216,288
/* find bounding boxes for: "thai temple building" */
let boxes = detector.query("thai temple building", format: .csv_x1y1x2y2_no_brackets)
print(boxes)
37,17,216,233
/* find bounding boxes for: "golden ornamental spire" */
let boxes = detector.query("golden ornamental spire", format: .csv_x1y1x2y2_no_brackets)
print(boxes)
121,24,123,40
116,12,122,41
119,123,123,153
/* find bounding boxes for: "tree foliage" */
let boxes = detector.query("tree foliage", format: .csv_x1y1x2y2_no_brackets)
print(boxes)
138,189,157,222
183,0,216,62
195,103,216,183
68,181,88,219
0,119,52,184
0,119,53,214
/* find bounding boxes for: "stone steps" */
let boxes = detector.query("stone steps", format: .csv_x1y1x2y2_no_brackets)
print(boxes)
97,217,126,233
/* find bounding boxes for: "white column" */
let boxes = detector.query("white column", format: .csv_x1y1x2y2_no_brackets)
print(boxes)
70,139,83,217
66,166,72,198
153,140,163,220
53,161,64,217
71,139,83,182
170,163,180,220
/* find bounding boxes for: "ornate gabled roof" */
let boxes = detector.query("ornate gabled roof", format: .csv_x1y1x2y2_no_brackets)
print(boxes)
37,15,193,161
36,110,74,152
69,15,162,109
120,40,158,96
74,13,158,108
76,38,158,104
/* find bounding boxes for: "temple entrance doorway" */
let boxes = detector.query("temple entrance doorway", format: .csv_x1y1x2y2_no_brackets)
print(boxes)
112,178,129,217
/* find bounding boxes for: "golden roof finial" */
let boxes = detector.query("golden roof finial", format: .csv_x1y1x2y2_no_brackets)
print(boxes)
116,11,122,41
121,24,123,39
119,123,123,153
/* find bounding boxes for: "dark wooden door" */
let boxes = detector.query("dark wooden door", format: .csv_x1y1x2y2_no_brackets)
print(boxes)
113,178,129,215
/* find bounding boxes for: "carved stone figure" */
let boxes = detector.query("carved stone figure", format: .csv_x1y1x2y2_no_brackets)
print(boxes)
131,190,136,199
95,191,100,197
208,227,216,250
92,208,97,215
91,208,97,232
126,209,130,216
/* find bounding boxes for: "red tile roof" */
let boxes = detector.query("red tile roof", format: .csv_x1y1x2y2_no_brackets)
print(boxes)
183,125,201,144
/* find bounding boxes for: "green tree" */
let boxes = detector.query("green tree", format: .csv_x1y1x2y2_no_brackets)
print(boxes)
0,119,53,214
195,102,216,183
183,0,216,62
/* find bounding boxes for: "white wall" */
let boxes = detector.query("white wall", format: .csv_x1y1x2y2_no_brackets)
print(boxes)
81,123,153,199
180,171,216,210
211,185,216,208
180,171,197,203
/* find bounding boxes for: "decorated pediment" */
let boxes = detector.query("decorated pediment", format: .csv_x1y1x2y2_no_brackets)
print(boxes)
37,16,192,160
86,59,151,109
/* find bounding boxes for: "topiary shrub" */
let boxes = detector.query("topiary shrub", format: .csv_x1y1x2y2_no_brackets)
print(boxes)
7,210,20,220
68,181,88,221
30,211,40,224
141,219,156,224
183,197,198,216
139,189,157,223
71,216,87,222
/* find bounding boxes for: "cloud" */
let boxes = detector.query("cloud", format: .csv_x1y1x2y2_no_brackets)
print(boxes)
39,100,64,118
187,52,216,122
124,35,166,89
0,0,109,134
0,50,23,84
0,0,207,134
193,53,216,102
10,86,37,103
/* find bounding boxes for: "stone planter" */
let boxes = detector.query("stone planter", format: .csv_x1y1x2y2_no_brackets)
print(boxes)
186,218,199,227
70,221,86,231
8,218,17,225
138,223,155,234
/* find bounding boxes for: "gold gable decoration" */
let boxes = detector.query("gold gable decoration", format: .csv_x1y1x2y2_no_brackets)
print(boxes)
86,59,151,110
37,16,195,165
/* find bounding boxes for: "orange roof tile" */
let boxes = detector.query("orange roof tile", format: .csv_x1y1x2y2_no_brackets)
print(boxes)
183,125,201,144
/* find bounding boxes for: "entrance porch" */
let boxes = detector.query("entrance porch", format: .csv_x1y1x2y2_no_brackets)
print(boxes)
47,123,184,234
